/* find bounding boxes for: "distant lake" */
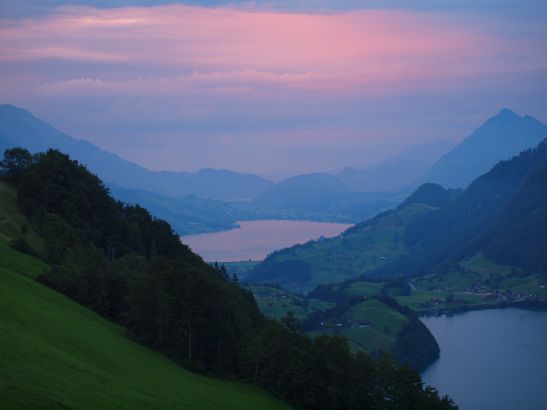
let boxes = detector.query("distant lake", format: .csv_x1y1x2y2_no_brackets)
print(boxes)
181,219,352,262
421,308,547,410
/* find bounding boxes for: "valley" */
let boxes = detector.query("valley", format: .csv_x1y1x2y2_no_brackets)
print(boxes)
1,2,545,408
2,112,546,408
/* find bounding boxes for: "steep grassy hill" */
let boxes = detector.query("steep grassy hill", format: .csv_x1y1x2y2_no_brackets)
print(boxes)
0,180,291,410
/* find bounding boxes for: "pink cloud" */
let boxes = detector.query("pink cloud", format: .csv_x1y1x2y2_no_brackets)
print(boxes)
2,4,530,97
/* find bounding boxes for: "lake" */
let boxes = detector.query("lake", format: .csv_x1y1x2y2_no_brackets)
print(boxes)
421,308,547,410
180,219,352,262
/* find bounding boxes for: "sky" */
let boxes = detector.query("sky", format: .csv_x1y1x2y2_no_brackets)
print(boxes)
1,0,546,178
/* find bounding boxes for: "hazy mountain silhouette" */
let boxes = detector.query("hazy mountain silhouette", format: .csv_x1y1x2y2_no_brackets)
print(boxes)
336,140,454,192
255,173,351,209
0,104,273,201
421,109,547,188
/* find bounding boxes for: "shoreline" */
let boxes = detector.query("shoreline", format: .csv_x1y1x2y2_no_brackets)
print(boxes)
417,299,547,317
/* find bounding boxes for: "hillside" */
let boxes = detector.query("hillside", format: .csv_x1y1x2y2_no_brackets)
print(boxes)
286,141,547,340
422,109,547,188
245,282,439,371
0,103,273,201
0,179,290,409
246,199,440,293
399,139,547,276
249,139,547,295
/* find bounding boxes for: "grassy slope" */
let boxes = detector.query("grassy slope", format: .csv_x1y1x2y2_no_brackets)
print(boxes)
0,181,291,410
253,203,432,293
0,264,291,410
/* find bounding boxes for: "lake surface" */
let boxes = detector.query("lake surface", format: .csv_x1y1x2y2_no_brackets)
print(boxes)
421,308,547,410
181,219,352,262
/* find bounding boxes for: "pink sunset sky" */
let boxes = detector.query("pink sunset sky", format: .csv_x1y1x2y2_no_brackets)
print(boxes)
1,0,546,178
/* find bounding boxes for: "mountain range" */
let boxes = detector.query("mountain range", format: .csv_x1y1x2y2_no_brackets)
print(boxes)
2,104,546,235
0,104,273,201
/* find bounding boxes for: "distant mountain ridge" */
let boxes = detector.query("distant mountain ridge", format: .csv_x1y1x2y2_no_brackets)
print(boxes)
255,173,351,208
237,172,404,223
0,104,273,201
336,140,454,192
421,109,547,188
